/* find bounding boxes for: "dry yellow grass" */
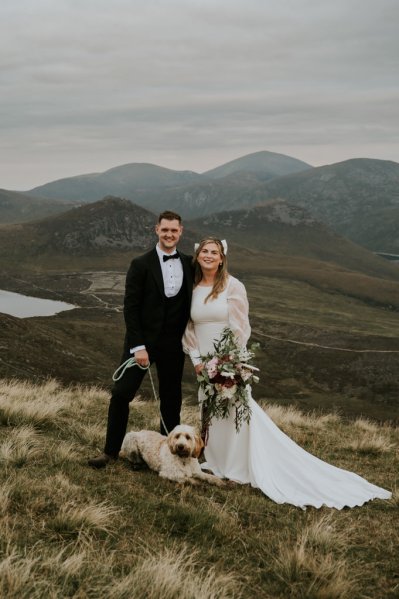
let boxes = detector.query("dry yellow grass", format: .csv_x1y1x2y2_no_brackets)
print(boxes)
0,425,42,469
262,402,340,431
109,546,243,599
343,431,395,454
0,379,397,598
49,501,120,536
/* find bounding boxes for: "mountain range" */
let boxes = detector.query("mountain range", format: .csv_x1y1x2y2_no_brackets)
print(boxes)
1,150,398,255
128,158,399,253
26,150,311,201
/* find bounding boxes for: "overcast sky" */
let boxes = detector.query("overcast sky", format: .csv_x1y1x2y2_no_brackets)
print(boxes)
1,0,398,190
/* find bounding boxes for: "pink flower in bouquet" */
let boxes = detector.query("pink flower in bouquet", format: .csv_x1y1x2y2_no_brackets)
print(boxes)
206,356,219,378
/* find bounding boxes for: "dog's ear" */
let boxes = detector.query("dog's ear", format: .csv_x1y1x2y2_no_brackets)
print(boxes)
167,432,177,454
193,434,204,458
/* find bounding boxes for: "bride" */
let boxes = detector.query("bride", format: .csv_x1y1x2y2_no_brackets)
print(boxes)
182,237,391,509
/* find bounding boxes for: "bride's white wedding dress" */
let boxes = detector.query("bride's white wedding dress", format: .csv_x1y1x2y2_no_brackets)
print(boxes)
183,276,391,509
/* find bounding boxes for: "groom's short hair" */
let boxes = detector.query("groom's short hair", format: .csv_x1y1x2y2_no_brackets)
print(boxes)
158,210,182,224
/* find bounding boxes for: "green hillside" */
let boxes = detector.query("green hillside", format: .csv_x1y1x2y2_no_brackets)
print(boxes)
1,250,399,421
1,198,399,420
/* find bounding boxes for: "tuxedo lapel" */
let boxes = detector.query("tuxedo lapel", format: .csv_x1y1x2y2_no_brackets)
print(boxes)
148,248,165,297
181,253,193,301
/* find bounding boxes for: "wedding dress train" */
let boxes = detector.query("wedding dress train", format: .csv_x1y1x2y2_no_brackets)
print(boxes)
183,278,391,509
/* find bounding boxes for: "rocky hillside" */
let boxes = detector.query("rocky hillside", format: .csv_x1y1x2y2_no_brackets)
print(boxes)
190,201,399,280
0,197,157,258
0,197,197,263
137,172,268,218
35,197,157,253
257,158,399,253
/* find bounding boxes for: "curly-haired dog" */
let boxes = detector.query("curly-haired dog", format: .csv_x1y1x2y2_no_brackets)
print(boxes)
120,424,224,486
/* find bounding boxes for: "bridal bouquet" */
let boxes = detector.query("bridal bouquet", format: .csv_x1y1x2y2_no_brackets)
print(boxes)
197,327,259,438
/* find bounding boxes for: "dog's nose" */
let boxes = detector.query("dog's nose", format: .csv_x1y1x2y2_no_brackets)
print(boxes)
177,444,185,451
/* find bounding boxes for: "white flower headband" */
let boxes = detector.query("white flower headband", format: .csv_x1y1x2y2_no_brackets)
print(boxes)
194,239,228,254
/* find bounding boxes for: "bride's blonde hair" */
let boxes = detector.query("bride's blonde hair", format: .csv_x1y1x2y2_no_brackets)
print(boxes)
194,238,228,302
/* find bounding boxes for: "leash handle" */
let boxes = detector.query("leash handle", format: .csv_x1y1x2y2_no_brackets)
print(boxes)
112,357,148,381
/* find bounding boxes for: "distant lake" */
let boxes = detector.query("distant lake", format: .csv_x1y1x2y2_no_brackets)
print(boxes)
0,289,76,318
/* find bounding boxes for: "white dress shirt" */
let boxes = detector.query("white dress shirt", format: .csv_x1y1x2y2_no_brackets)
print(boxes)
155,244,184,298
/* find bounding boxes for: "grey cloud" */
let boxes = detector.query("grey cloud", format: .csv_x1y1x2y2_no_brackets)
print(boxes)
0,0,398,188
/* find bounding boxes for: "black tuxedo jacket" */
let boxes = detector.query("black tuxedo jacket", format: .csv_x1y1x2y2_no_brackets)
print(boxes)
123,247,193,352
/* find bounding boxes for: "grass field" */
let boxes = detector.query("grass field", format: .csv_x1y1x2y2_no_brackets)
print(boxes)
0,380,398,598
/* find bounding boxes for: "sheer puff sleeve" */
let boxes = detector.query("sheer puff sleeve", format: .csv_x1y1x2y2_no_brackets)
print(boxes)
182,318,202,366
227,276,251,347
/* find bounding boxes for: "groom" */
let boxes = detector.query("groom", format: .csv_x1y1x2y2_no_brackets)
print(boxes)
88,210,193,468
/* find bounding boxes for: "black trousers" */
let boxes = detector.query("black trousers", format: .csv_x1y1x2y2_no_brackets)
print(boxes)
104,340,185,456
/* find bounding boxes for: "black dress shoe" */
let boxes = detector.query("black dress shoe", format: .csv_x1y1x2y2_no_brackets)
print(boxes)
88,453,117,469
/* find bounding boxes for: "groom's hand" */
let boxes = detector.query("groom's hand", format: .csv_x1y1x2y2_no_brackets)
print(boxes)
135,349,149,367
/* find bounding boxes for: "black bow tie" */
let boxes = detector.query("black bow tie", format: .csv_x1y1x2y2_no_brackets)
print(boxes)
163,253,179,262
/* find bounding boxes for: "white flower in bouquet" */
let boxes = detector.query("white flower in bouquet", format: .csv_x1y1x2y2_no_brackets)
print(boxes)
215,382,237,399
240,368,252,382
221,371,236,379
238,347,252,361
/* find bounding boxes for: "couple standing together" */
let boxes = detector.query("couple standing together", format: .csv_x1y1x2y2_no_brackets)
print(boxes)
89,210,391,509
